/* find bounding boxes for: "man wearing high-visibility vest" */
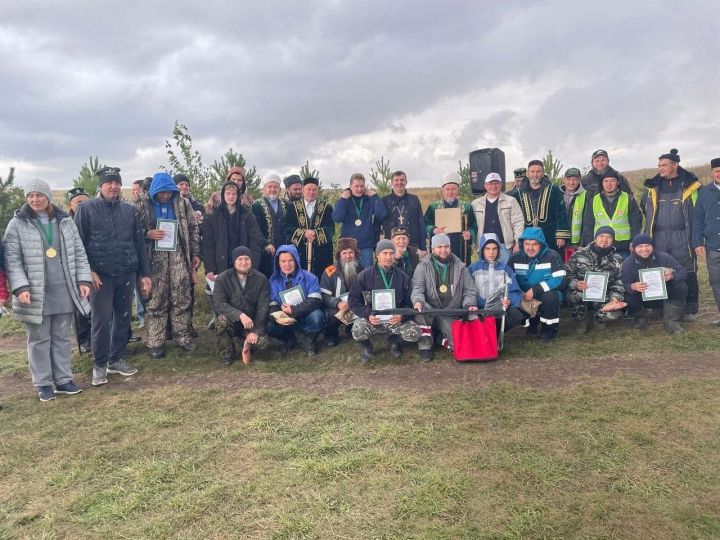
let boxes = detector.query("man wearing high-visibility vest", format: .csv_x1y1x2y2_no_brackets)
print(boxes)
559,167,590,262
582,170,642,259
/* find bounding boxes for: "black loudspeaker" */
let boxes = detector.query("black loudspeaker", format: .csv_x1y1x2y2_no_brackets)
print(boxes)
469,148,506,193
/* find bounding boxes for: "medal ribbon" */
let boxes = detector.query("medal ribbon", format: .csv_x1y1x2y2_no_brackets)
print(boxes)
352,196,364,220
377,264,394,289
432,256,448,289
36,219,53,247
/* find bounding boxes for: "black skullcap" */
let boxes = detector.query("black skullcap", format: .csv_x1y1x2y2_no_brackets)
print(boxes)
97,166,122,185
66,187,87,204
231,246,252,262
659,148,680,162
303,176,319,187
527,159,544,169
711,158,720,169
173,173,190,185
513,167,527,178
594,226,615,239
283,174,302,188
602,170,619,181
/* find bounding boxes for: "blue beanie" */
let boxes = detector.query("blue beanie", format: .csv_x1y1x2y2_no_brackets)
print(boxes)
632,234,653,247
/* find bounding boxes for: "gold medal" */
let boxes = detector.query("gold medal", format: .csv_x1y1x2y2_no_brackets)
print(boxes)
439,284,448,293
354,219,362,226
46,247,57,258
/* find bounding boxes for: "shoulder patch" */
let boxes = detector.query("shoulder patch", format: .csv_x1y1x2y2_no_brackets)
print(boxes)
326,265,337,277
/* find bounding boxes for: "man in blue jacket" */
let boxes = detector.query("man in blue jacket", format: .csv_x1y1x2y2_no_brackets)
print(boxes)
692,157,720,325
333,173,387,268
508,227,566,341
267,244,325,356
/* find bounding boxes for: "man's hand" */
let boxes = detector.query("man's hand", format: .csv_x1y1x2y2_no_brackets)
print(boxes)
17,291,31,304
91,271,103,289
340,189,351,199
265,245,276,256
557,239,566,248
468,306,478,312
147,229,165,240
523,289,534,301
192,256,201,269
663,268,674,281
462,231,471,241
512,242,520,253
368,315,382,326
206,272,216,282
388,314,402,325
304,229,317,243
414,302,423,312
631,281,647,292
394,248,405,260
418,250,428,258
245,332,259,345
281,304,293,315
502,298,510,309
337,300,349,312
433,226,446,235
140,277,152,297
79,285,90,298
239,313,254,329
695,246,706,258
365,188,376,197
575,280,588,291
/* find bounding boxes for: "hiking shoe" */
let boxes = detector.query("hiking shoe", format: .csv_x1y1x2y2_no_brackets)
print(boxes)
92,366,108,386
389,336,403,359
178,341,197,352
148,347,166,359
632,317,648,330
420,349,433,362
221,353,235,366
79,342,91,354
128,335,143,344
207,316,217,330
358,340,374,364
107,360,138,376
324,336,338,348
189,326,199,338
38,385,56,402
55,381,82,395
281,335,297,354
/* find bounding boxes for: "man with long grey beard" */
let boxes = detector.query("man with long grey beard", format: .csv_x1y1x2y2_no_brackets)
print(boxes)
320,238,363,347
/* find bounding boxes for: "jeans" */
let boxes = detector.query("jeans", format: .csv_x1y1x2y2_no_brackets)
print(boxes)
266,309,325,340
359,248,374,269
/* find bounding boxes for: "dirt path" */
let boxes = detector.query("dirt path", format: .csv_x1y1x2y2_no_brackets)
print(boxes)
2,350,720,399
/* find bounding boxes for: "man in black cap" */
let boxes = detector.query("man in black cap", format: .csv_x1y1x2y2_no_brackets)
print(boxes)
213,246,269,365
66,188,89,218
283,175,303,202
692,157,720,324
284,177,335,279
581,149,633,197
641,148,703,315
559,167,589,260
74,166,152,385
506,167,527,197
65,187,92,353
513,159,570,252
173,173,205,225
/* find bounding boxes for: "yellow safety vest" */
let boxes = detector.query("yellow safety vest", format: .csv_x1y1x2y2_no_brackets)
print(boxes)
570,190,586,244
593,192,630,240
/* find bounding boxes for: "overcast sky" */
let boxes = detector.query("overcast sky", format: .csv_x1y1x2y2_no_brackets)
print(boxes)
1,0,718,190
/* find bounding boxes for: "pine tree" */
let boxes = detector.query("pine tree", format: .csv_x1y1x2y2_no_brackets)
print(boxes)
0,168,26,235
162,121,215,203
457,160,472,199
73,156,103,195
543,150,564,184
369,156,392,196
209,149,261,199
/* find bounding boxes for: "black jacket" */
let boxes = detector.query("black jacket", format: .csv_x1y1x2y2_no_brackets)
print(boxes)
581,166,634,197
74,196,150,278
621,250,688,293
348,264,413,320
202,205,262,274
212,268,270,334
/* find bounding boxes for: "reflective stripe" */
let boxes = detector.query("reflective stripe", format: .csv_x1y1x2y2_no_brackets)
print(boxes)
320,288,332,296
551,270,566,277
540,281,550,292
535,263,552,269
513,263,529,270
593,192,630,240
539,317,559,325
571,191,586,244
308,292,322,299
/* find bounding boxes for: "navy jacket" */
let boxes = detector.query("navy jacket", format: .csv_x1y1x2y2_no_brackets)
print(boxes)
348,264,413,321
692,182,720,251
621,250,688,293
332,194,387,249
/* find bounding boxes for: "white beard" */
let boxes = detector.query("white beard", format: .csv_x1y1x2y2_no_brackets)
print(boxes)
339,260,359,287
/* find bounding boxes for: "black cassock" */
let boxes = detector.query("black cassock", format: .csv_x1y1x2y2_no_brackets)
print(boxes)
284,199,335,280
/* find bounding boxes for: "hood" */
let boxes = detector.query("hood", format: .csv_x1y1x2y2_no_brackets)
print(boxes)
220,181,242,206
272,244,302,277
150,172,179,202
518,227,548,257
559,184,585,195
478,233,501,261
16,204,70,221
644,166,699,190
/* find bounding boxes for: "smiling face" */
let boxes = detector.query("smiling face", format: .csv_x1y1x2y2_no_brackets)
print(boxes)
392,234,409,251
432,243,451,259
592,155,609,171
523,239,542,258
485,181,502,197
602,177,619,194
263,181,280,199
595,233,614,248
350,177,365,197
303,183,318,202
634,243,653,258
391,173,407,196
26,192,50,213
441,183,459,201
278,252,296,275
564,176,580,193
234,255,252,274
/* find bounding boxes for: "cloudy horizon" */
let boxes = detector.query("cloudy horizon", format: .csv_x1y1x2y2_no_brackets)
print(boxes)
1,1,718,190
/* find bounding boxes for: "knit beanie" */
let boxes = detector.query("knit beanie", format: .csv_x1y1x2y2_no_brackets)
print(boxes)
594,226,615,239
97,166,122,185
431,233,451,248
659,148,680,162
173,173,190,185
24,179,53,200
632,233,653,247
231,246,252,262
375,239,395,255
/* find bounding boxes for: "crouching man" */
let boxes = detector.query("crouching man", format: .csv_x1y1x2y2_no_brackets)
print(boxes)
621,234,688,334
267,244,325,356
565,227,626,334
213,246,269,365
508,227,566,341
320,238,363,347
412,233,478,361
348,240,420,364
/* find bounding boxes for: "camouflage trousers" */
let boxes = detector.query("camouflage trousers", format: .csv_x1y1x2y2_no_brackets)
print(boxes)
351,318,421,342
216,314,268,357
146,250,193,348
566,290,623,322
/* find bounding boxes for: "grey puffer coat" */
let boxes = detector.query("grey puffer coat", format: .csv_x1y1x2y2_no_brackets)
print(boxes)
3,205,92,324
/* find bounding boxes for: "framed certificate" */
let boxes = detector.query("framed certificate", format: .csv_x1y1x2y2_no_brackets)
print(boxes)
372,289,396,322
639,267,668,301
582,271,609,302
280,285,305,306
434,207,462,234
155,219,178,251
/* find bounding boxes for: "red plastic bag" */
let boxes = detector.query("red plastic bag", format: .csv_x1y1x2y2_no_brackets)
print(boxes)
452,317,498,362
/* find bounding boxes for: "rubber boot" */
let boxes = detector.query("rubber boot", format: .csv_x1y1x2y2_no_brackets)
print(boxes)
663,302,686,335
358,340,374,364
388,335,403,359
303,332,318,357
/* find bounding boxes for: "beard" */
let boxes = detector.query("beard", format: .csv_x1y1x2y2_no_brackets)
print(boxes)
339,259,359,286
266,193,278,202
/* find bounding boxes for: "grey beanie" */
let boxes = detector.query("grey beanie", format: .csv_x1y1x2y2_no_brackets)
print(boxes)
431,233,451,248
375,239,395,255
24,178,53,201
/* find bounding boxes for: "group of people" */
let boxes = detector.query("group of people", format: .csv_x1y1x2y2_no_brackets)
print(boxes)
3,148,720,402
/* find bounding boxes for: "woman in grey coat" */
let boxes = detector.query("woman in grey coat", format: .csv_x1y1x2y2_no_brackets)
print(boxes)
3,179,92,401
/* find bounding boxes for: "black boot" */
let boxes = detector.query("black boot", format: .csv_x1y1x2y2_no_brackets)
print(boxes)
358,340,374,364
663,302,686,335
303,332,318,357
540,323,558,342
324,328,339,348
388,335,403,359
575,315,589,334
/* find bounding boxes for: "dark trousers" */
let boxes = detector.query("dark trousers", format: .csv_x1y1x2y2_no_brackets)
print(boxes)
626,279,688,314
707,250,720,310
90,272,135,367
686,271,699,312
75,310,91,346
524,290,561,335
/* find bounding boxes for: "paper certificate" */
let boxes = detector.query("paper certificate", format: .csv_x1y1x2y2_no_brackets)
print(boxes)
582,271,609,302
280,285,305,306
155,219,178,251
372,289,396,322
435,207,462,234
639,267,668,301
